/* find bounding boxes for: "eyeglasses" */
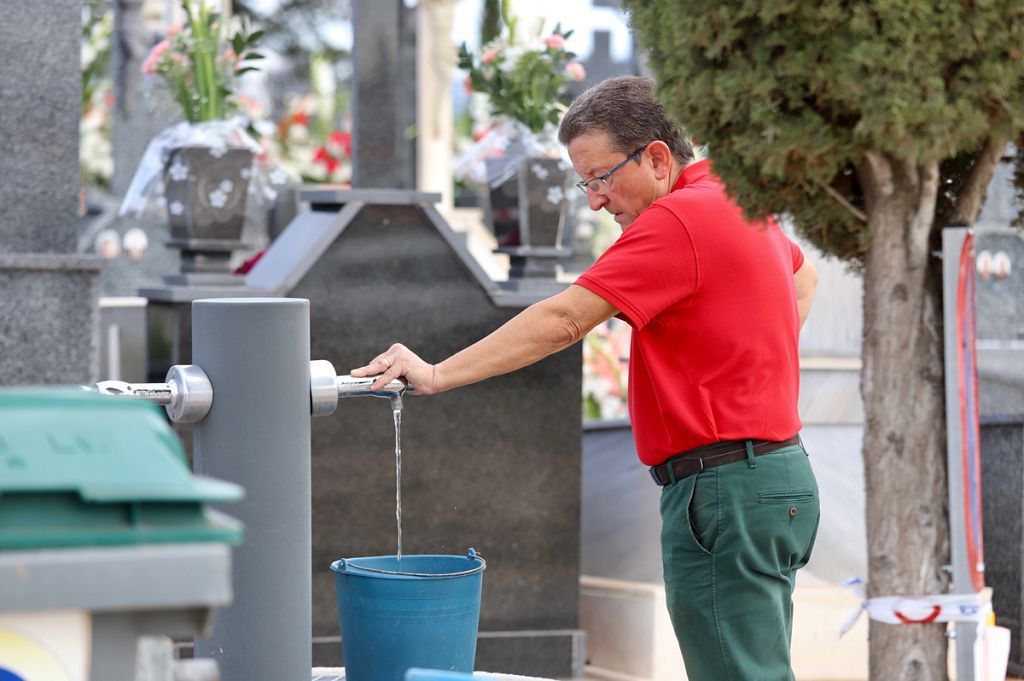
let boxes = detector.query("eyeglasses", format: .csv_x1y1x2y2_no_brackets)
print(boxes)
575,146,646,195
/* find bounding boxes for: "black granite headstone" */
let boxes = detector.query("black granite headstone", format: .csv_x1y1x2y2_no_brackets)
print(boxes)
245,190,584,677
981,416,1024,675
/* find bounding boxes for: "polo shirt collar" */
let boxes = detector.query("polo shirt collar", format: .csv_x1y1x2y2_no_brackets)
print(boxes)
672,159,712,192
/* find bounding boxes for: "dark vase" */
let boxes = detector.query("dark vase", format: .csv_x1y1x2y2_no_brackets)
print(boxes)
162,145,254,275
485,156,572,280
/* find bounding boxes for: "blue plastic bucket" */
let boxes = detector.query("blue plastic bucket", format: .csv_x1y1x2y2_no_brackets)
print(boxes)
330,549,486,681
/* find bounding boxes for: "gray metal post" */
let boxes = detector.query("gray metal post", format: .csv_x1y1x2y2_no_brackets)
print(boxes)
943,227,976,679
192,298,311,681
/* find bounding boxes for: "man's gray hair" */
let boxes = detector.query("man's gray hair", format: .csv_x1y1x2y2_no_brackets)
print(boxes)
558,76,693,165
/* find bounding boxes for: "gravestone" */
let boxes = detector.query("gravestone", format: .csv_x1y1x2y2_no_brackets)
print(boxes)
351,0,417,189
981,417,1024,674
0,0,101,385
975,229,1024,342
246,189,585,678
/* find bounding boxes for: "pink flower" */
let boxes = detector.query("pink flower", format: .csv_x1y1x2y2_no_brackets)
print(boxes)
221,49,238,64
542,34,566,50
166,23,183,37
141,55,158,76
148,39,171,60
463,73,473,94
566,62,586,82
481,49,498,64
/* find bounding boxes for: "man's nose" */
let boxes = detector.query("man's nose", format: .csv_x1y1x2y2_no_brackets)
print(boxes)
587,190,608,211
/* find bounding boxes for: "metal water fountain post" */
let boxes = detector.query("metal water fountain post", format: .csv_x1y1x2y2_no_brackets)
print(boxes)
92,299,410,681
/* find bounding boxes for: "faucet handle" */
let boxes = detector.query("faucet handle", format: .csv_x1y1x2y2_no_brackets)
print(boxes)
309,359,412,418
92,365,212,424
336,374,409,399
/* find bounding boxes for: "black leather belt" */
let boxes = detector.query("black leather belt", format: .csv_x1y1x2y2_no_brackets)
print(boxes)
649,436,801,486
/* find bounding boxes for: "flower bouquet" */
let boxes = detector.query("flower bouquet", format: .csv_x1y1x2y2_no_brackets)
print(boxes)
269,93,353,185
455,9,586,254
120,0,291,275
583,319,631,421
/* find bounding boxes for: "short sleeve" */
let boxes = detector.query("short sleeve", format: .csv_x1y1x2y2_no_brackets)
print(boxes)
789,238,805,273
574,205,698,330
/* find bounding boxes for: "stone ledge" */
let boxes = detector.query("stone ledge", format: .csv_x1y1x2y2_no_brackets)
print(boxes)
0,252,103,271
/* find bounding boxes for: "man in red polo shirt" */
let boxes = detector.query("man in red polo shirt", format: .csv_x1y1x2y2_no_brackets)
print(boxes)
353,75,819,680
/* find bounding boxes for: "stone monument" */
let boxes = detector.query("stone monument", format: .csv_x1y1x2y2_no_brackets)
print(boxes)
0,0,101,386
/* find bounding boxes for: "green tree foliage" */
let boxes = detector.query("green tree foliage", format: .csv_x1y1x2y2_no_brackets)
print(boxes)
626,3,1024,677
625,0,1024,260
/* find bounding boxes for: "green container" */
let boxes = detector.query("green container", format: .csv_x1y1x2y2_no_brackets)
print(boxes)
0,387,243,549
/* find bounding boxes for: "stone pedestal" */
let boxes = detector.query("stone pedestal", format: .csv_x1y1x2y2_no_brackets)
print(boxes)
0,255,102,385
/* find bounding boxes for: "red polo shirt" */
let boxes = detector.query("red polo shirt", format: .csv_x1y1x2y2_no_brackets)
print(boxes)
575,160,804,466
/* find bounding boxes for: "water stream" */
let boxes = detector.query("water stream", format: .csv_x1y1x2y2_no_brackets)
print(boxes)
393,406,402,569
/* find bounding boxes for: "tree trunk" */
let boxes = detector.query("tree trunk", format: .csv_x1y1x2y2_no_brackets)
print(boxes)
858,153,950,681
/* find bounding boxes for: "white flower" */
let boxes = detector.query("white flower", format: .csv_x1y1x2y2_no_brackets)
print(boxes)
169,200,185,215
208,189,227,208
168,160,190,182
546,186,565,205
531,163,550,181
269,169,289,185
81,43,96,69
219,179,234,193
240,166,253,180
499,45,526,73
122,228,149,262
287,125,310,145
208,145,227,159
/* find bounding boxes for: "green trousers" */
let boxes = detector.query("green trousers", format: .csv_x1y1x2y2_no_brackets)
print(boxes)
660,442,819,681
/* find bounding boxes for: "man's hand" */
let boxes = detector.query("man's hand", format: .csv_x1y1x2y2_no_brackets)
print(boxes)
350,344,441,395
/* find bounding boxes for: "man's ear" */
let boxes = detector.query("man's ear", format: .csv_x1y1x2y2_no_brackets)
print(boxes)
647,140,674,180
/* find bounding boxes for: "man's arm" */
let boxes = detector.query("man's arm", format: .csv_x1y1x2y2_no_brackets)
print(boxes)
351,284,619,394
794,258,818,328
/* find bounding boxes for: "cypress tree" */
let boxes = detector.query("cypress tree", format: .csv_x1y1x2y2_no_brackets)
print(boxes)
625,1,1024,677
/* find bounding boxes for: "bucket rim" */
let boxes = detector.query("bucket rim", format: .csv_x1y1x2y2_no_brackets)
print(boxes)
330,549,486,579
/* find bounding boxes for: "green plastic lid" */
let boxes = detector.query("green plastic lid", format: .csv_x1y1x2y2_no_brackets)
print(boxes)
0,388,244,549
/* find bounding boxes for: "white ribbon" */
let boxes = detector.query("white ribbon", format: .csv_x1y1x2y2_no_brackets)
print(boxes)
838,577,989,637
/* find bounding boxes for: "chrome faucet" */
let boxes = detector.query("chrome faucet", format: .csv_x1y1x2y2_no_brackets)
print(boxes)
92,365,213,423
94,360,410,421
310,360,412,416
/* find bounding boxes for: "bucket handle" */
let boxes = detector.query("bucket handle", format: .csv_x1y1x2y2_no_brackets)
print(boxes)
337,549,486,577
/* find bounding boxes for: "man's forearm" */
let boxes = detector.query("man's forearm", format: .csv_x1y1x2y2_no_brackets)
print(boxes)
434,298,581,392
